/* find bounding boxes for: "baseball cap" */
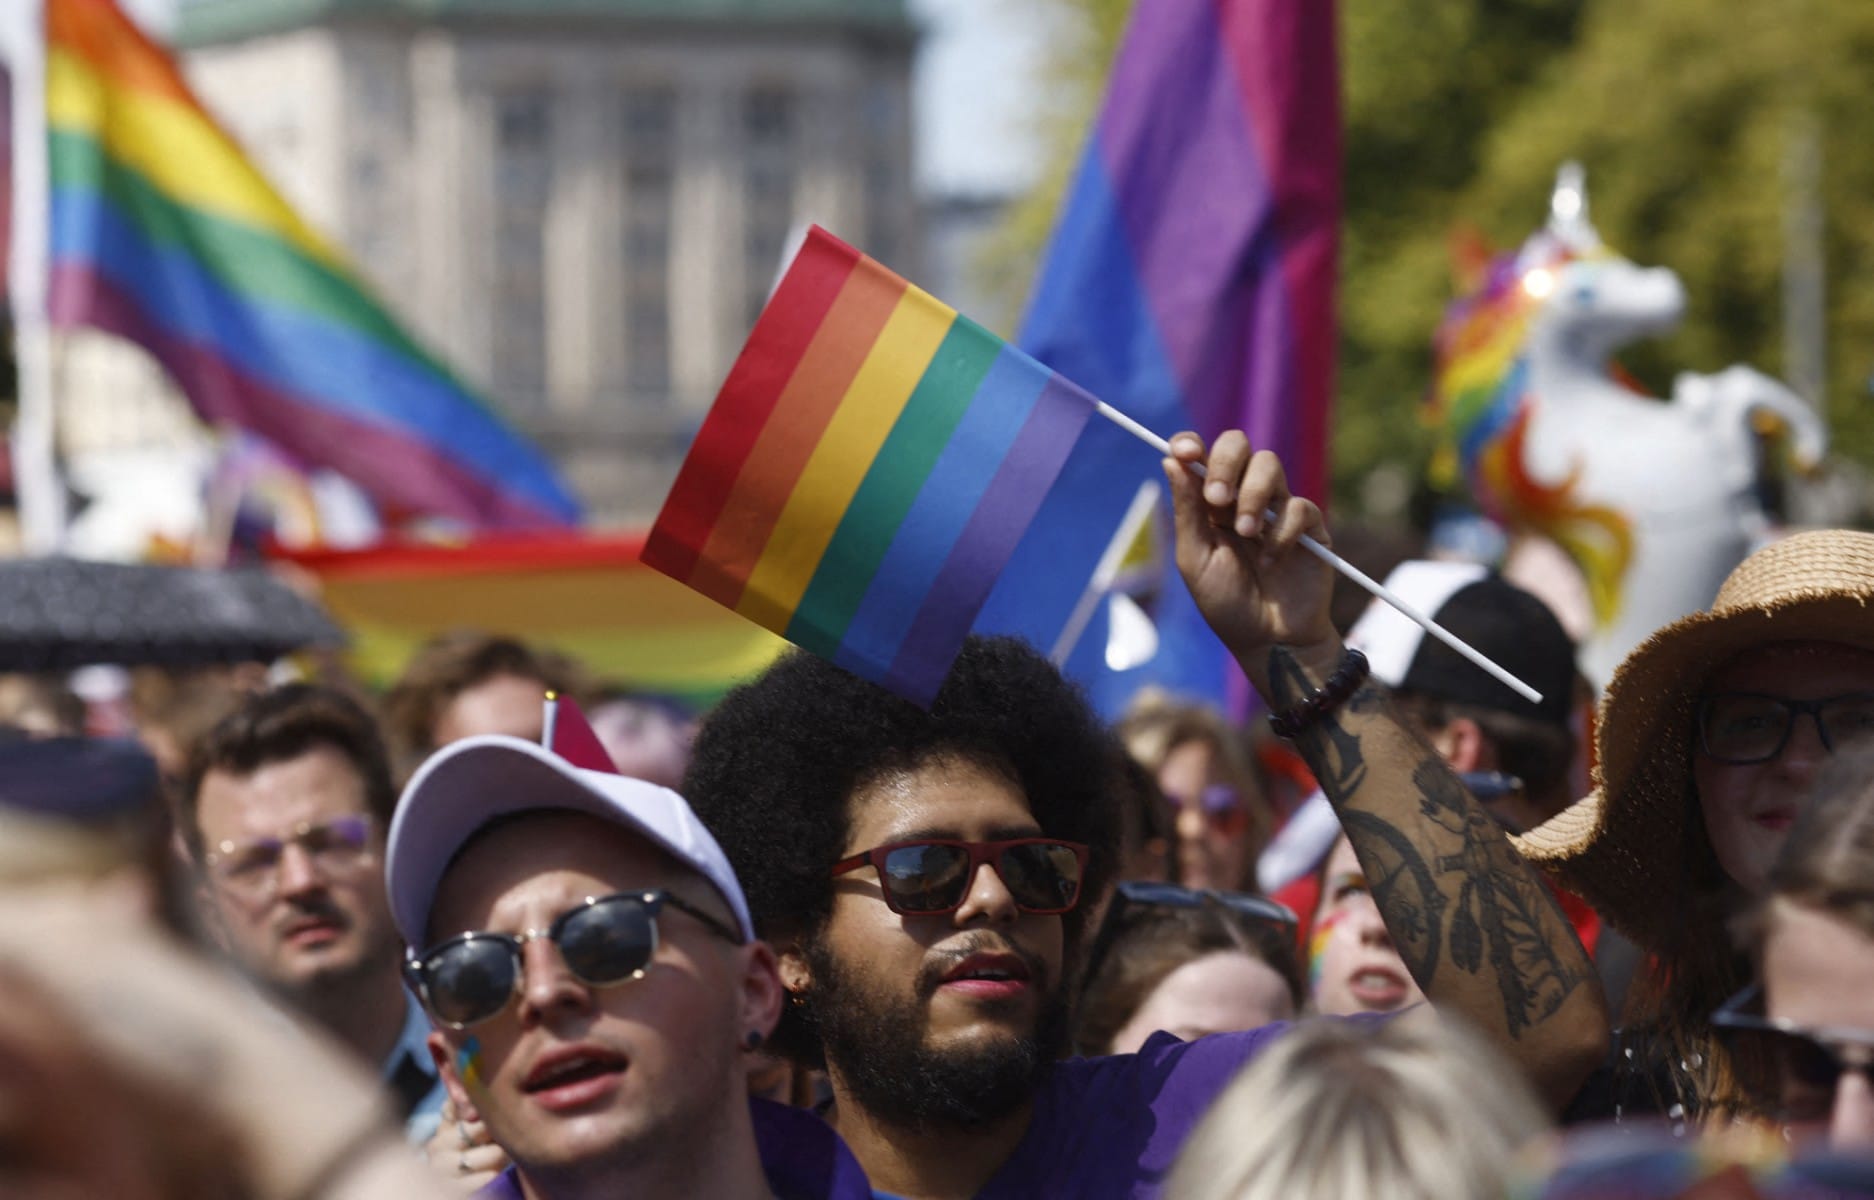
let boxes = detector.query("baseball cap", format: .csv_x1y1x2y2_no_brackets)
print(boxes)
1347,561,1577,724
385,734,753,950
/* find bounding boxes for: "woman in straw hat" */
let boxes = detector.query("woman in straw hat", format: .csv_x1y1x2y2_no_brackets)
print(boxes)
1515,529,1874,1123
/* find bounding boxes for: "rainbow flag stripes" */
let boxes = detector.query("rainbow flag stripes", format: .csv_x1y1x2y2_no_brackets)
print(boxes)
644,227,1095,706
46,0,578,529
278,531,787,709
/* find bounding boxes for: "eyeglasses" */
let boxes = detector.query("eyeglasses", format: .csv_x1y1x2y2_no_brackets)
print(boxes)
203,814,376,902
830,838,1089,917
1713,984,1874,1122
405,890,743,1030
1080,881,1298,992
1163,785,1250,837
1697,692,1874,765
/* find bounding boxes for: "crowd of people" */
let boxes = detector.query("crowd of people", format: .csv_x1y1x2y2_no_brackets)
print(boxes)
6,432,1874,1198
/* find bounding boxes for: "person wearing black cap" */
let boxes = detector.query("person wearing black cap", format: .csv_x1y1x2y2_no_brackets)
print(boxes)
1257,561,1605,1013
1351,561,1583,838
1259,561,1586,893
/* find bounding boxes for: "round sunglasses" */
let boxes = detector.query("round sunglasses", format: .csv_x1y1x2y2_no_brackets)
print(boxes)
405,889,742,1029
830,838,1089,916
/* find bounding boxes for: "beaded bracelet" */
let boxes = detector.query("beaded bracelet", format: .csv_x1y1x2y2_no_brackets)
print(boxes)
1266,647,1370,740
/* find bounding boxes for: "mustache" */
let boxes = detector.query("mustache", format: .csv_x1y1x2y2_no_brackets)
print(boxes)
915,933,1050,1000
271,896,349,935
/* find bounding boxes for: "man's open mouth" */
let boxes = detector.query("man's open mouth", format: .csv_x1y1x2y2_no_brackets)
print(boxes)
522,1045,628,1111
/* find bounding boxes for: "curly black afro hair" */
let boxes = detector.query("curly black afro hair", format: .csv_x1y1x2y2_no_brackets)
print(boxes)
683,635,1122,1063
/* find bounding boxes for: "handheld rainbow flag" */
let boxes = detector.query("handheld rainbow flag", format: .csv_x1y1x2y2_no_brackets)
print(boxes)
44,0,579,529
643,226,1095,706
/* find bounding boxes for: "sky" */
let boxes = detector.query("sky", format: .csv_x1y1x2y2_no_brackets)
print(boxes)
125,0,1050,198
906,0,1056,197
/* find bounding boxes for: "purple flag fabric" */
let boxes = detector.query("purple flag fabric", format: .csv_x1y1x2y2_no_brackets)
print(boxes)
974,0,1340,712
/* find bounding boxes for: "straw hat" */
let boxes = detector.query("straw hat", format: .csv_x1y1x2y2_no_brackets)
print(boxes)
1512,530,1874,950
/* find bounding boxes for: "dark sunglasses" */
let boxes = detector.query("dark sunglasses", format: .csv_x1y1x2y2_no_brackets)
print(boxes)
405,890,742,1029
1081,881,1298,991
1713,984,1874,1122
1698,692,1874,765
830,838,1089,917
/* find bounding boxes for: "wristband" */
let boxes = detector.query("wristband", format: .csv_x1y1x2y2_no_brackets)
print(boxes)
1267,648,1369,740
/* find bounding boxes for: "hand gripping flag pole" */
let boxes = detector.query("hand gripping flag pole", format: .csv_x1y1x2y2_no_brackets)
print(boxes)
1091,401,1542,706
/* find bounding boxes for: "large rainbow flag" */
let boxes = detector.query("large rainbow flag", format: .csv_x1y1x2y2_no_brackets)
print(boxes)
976,0,1341,714
43,0,579,529
644,226,1094,706
278,532,787,708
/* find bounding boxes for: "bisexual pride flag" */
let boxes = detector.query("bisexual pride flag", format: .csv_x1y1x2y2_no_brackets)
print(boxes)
644,227,1094,706
45,0,579,529
977,0,1341,712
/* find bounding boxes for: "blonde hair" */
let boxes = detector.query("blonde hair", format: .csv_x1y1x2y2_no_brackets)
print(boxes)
1164,1018,1549,1200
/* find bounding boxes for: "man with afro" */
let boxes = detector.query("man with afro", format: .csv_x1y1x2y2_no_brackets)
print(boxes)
685,433,1608,1198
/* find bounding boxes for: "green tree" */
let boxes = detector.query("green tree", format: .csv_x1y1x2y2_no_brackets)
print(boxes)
1452,0,1874,474
995,0,1874,510
1336,0,1581,504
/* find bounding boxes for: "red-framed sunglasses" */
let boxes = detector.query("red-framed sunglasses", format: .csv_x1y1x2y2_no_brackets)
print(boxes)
830,838,1089,916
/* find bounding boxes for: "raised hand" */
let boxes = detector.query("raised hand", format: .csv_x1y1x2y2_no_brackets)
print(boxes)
423,1096,508,1192
1162,431,1337,666
1163,435,1608,1111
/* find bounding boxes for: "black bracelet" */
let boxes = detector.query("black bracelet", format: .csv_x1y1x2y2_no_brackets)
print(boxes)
1267,648,1370,740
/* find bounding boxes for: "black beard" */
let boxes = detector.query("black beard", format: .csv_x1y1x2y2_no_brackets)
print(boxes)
803,932,1069,1133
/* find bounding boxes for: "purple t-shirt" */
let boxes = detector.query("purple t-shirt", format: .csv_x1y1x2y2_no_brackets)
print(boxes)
475,1095,875,1200
972,1024,1289,1198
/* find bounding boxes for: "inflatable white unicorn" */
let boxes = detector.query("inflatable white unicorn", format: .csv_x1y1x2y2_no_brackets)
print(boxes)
1427,164,1827,685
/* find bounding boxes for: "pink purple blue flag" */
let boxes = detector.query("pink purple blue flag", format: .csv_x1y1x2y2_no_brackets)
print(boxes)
974,0,1340,712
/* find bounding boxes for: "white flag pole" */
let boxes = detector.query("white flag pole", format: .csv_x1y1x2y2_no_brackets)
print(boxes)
6,0,65,554
1049,478,1160,668
1093,400,1544,707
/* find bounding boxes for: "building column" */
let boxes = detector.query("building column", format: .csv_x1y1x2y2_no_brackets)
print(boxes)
669,66,738,415
547,54,610,420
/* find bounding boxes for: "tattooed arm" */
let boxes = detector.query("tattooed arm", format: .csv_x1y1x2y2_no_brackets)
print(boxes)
1161,432,1608,1111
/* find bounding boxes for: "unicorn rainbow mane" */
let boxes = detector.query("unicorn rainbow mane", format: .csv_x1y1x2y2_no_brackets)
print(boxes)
1425,235,1634,627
